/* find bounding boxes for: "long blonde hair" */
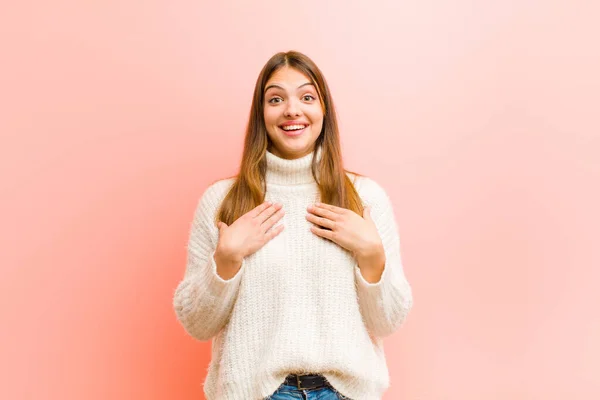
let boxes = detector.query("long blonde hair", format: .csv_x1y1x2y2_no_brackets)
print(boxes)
216,50,364,225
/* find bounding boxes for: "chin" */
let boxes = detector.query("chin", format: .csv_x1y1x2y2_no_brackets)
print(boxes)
274,143,313,159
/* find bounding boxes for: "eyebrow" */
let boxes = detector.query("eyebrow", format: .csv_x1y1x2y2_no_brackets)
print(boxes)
264,82,315,93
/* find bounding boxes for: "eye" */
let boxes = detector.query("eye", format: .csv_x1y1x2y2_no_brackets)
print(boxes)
268,97,282,104
303,95,316,101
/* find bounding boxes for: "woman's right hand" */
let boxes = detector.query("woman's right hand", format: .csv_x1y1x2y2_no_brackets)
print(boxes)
215,201,285,265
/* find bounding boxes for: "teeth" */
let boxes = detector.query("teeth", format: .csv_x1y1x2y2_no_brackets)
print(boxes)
281,124,307,131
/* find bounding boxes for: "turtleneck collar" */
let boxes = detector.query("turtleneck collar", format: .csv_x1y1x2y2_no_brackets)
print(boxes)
265,146,322,186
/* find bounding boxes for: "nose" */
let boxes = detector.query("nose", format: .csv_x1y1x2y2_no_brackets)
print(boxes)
284,98,302,117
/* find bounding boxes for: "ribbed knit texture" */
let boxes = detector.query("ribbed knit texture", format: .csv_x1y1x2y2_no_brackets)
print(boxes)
173,148,413,400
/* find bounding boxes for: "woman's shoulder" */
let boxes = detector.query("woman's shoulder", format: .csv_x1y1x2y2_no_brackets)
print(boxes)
197,176,237,209
345,172,398,222
205,176,237,195
345,171,389,199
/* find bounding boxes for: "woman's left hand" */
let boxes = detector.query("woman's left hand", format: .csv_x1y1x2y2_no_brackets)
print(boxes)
306,202,384,259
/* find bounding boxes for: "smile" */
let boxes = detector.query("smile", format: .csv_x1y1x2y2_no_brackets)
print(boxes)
279,124,308,136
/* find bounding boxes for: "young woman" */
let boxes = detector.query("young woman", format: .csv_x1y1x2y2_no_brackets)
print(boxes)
173,50,413,400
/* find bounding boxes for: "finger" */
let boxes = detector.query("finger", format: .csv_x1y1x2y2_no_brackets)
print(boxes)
305,213,335,230
265,224,285,241
249,201,272,218
314,202,345,214
257,203,282,225
308,205,338,221
310,225,335,241
262,207,285,231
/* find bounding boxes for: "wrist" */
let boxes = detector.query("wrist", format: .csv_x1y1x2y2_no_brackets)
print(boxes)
355,244,386,283
214,246,244,280
355,241,384,263
215,244,243,264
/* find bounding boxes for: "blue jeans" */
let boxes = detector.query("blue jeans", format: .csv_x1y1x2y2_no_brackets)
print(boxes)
266,383,352,400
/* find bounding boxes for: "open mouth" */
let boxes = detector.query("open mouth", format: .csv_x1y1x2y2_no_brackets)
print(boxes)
279,124,308,136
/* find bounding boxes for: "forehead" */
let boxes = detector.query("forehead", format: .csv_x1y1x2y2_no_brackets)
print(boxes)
264,67,314,90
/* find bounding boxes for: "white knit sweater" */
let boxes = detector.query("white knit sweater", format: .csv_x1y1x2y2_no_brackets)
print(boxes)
173,149,413,400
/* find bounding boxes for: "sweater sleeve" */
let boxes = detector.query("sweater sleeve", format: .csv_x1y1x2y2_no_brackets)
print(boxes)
354,178,413,338
173,182,245,341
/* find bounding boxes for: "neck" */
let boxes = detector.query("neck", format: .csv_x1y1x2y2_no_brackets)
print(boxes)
265,146,322,185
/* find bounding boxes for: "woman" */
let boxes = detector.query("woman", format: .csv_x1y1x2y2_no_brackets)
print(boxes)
173,50,413,400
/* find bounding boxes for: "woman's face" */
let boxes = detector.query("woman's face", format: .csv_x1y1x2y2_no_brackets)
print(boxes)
263,66,324,160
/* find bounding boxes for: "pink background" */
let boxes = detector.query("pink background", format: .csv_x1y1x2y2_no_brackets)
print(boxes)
1,1,599,399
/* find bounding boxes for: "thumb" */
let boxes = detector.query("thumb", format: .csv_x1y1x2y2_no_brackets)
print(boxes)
363,206,372,220
217,221,228,230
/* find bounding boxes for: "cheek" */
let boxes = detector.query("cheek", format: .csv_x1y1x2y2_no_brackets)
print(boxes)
308,108,324,127
309,104,324,119
263,108,278,126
